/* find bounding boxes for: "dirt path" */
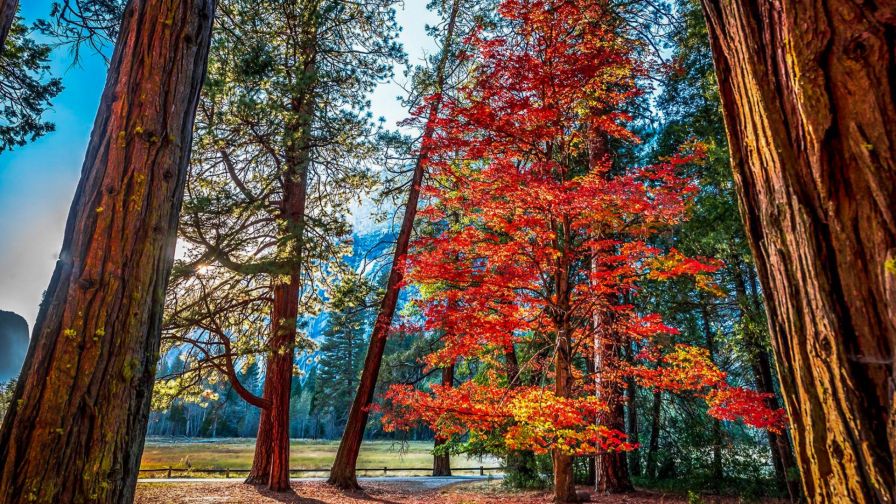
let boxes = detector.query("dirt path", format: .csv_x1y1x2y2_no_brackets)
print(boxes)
134,478,781,503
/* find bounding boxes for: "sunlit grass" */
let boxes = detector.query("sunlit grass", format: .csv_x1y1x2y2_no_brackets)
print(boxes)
139,437,498,477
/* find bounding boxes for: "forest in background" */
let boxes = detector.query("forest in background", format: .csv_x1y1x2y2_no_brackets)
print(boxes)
131,0,794,498
1,0,790,495
0,0,893,502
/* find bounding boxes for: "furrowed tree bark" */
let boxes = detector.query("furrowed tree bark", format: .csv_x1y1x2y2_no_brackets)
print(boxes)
0,0,17,50
432,363,454,477
267,279,301,491
700,1,895,501
328,0,461,489
0,0,214,501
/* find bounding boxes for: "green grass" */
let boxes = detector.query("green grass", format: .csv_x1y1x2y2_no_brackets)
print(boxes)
140,437,498,476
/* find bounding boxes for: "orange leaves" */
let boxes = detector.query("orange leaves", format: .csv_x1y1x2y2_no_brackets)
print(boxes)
632,344,726,392
632,344,789,433
382,382,634,456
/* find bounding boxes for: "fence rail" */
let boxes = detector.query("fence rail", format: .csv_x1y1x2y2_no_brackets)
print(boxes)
139,466,504,478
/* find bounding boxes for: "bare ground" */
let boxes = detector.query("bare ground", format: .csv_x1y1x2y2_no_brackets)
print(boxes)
134,478,784,503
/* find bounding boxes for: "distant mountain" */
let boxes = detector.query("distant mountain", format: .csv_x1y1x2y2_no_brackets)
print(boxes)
0,310,29,381
345,226,397,273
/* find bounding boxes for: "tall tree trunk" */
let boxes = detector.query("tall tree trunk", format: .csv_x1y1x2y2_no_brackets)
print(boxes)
266,278,301,491
432,363,454,477
553,325,578,503
0,0,16,50
700,1,896,501
551,214,578,504
586,121,631,494
645,390,662,480
0,0,214,501
328,0,461,489
246,386,273,484
756,350,800,500
596,387,633,493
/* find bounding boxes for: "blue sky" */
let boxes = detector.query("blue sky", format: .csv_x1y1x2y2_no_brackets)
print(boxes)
0,1,436,327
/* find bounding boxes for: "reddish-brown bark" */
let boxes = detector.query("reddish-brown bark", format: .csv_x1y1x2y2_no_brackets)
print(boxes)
700,0,896,501
328,0,461,489
0,0,214,501
432,364,455,477
0,0,17,49
267,280,301,491
552,326,577,503
246,396,273,485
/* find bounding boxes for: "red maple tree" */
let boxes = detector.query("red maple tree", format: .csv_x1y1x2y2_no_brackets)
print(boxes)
381,0,786,501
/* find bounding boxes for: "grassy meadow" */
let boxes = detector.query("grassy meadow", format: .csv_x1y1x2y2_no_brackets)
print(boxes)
139,437,499,477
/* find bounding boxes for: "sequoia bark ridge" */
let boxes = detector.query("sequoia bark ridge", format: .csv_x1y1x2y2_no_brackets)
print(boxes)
0,0,215,501
700,0,896,501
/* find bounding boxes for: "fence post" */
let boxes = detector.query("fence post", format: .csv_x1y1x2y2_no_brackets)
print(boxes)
225,468,230,479
480,465,484,476
384,466,388,476
167,466,172,478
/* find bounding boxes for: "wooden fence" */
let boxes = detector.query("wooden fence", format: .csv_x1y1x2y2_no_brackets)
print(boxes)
138,466,504,479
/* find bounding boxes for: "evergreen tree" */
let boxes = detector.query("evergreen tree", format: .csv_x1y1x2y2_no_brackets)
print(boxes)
0,16,62,152
645,0,798,496
312,275,376,437
162,0,403,490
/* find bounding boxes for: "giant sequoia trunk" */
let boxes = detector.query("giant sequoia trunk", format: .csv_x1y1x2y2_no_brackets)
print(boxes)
700,1,896,501
328,0,461,489
0,0,17,50
0,0,214,501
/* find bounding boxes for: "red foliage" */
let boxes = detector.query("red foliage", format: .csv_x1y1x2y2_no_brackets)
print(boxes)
381,0,785,456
